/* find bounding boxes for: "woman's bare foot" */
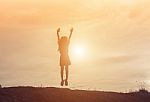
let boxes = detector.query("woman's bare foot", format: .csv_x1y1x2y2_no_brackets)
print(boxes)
65,80,68,86
61,80,64,86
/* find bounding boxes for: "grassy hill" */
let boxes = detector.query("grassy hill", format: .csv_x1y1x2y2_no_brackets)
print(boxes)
0,87,150,102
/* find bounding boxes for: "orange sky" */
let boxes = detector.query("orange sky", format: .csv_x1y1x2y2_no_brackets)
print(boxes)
0,0,150,92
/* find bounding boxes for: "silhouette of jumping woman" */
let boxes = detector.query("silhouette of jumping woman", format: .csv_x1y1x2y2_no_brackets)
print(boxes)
57,27,73,86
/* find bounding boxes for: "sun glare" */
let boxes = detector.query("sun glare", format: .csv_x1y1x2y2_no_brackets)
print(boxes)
74,47,85,56
71,45,87,59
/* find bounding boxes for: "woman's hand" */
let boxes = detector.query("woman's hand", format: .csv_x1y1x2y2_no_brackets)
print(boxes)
57,28,60,40
70,27,73,33
57,28,60,33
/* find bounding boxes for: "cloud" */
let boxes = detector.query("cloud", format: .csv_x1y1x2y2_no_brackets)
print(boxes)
101,54,136,64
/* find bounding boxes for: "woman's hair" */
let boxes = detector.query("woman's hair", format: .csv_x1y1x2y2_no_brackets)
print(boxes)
58,36,69,52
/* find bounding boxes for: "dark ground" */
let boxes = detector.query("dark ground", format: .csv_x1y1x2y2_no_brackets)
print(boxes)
0,87,150,102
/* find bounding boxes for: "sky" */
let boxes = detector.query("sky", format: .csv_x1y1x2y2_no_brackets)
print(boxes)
0,0,150,92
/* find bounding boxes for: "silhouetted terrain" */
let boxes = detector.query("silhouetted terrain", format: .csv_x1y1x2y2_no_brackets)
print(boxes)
0,87,150,102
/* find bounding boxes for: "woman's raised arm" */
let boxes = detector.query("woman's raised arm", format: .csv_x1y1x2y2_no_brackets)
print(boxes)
57,28,60,40
69,27,73,40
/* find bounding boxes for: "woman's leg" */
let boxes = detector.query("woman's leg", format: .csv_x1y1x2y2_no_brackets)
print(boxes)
64,65,69,86
60,66,64,81
65,65,68,81
60,66,65,86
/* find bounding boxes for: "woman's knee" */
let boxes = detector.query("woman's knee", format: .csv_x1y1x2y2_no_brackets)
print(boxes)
65,66,68,71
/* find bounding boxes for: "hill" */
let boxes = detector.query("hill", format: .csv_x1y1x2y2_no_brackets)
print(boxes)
0,87,150,102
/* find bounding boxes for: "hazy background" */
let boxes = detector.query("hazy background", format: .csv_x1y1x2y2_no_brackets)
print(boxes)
0,0,150,92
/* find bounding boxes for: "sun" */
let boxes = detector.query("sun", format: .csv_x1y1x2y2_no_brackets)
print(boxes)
71,44,87,59
74,47,85,57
